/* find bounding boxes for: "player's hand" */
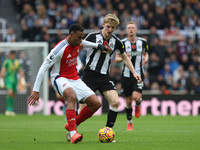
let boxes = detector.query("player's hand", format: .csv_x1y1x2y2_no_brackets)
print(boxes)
98,44,112,53
0,78,5,89
28,91,39,106
133,73,142,84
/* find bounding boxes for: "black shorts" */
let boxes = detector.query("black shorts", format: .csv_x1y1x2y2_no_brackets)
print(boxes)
82,69,116,94
121,76,143,97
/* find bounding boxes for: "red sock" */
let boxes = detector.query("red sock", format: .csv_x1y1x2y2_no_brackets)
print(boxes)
60,97,65,104
76,106,94,126
66,109,76,131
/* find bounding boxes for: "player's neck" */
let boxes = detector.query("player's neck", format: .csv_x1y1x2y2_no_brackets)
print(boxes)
128,35,137,43
66,36,75,47
101,30,111,40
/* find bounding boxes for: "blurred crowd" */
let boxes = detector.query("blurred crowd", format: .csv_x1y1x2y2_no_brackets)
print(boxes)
0,0,200,94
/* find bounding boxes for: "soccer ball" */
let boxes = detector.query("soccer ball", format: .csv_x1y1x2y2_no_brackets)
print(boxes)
98,127,115,143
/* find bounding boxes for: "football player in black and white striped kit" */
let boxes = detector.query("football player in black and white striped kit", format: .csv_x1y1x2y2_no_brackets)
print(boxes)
115,21,149,131
82,14,142,132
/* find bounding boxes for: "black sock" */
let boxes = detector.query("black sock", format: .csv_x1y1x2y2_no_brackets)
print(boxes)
136,101,141,106
106,109,118,128
125,107,132,121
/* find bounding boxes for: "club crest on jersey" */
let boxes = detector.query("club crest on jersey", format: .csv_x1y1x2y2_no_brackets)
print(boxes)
72,51,76,56
109,43,114,49
49,54,55,60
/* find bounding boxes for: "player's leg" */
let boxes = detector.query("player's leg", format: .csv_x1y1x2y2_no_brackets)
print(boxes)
132,91,142,118
76,94,101,126
53,77,82,143
121,76,133,130
5,89,15,116
77,103,86,114
103,90,119,128
55,91,66,104
5,81,16,116
63,87,83,143
125,96,133,130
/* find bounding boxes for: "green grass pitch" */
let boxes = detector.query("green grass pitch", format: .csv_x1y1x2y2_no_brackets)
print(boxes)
0,114,199,150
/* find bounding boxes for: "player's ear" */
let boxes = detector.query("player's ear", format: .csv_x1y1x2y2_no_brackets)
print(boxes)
70,31,75,37
102,22,104,28
69,32,73,37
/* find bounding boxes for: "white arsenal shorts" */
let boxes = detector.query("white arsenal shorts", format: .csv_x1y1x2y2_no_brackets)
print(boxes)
52,77,95,103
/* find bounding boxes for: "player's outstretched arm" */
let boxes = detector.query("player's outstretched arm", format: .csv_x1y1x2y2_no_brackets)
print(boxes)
120,52,142,83
82,40,112,53
28,91,39,105
142,52,149,66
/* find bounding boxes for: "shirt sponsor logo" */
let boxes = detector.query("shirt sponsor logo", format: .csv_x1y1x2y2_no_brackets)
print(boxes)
127,51,142,56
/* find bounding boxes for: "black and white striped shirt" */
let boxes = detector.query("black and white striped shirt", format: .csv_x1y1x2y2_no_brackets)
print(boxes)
84,30,124,75
122,37,148,78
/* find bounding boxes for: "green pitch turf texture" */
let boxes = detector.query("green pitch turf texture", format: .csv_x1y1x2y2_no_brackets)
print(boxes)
0,114,199,150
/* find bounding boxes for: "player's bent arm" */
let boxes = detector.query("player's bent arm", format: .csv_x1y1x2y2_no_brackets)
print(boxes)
82,40,112,52
115,54,123,63
143,52,149,66
82,40,98,48
28,61,52,105
120,52,142,83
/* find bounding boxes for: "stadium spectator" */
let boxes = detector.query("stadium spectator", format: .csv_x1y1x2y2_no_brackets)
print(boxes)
5,27,17,42
176,37,187,62
183,3,195,18
148,26,159,48
84,12,98,29
168,53,179,74
148,52,162,84
131,8,145,29
69,1,81,22
81,0,93,22
20,9,38,41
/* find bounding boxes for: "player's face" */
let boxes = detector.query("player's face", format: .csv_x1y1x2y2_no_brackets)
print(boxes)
10,53,16,60
102,23,116,39
126,24,137,36
71,31,84,46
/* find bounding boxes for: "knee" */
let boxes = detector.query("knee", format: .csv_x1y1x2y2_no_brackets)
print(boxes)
133,95,141,102
7,90,14,97
91,100,101,112
65,93,76,103
111,100,119,108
